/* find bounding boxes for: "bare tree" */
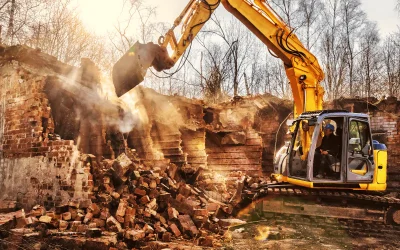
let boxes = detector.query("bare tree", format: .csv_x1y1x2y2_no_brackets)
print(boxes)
269,0,299,28
0,0,44,44
196,35,231,102
357,22,381,98
297,0,325,50
201,15,254,97
108,0,158,58
5,0,14,43
341,0,366,96
382,31,400,97
320,0,348,100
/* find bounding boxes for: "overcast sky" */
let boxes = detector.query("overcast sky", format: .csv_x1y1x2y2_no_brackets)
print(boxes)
362,0,398,36
146,0,400,36
78,0,399,37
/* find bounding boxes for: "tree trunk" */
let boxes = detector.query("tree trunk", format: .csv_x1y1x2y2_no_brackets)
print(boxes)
244,73,250,96
6,0,16,44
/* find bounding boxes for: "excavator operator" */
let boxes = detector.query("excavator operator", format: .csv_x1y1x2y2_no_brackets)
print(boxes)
314,124,340,178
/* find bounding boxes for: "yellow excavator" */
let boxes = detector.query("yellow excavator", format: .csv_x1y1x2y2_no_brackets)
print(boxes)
112,0,398,224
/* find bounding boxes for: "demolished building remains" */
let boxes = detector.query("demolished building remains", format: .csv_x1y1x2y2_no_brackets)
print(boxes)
1,45,400,248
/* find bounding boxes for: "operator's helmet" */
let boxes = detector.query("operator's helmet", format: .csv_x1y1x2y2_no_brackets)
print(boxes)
325,124,335,131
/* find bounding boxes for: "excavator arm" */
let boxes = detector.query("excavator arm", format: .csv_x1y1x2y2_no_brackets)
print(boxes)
112,0,325,118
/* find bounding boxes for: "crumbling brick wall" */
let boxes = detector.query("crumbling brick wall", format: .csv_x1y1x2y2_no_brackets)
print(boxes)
0,46,95,209
0,45,292,212
126,91,292,177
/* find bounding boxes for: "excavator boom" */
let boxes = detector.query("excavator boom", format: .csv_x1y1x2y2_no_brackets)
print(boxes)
112,1,324,117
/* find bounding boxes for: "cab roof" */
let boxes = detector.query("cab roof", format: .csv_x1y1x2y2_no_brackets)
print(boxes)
298,110,368,119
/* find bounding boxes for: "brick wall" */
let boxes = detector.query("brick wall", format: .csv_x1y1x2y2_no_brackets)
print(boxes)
125,90,292,176
370,112,400,173
0,46,93,209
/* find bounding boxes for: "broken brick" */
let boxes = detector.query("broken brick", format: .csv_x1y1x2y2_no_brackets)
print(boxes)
140,195,150,204
59,220,68,231
149,180,157,189
55,205,69,214
106,216,122,232
79,199,92,209
193,209,208,217
71,221,82,232
143,224,154,234
111,192,120,199
39,215,52,224
88,203,100,216
114,153,133,176
178,215,199,237
169,223,181,237
62,212,72,221
116,201,127,217
125,229,145,241
162,232,172,242
198,236,214,247
168,164,178,179
68,200,80,208
134,188,147,196
167,207,179,220
86,228,102,238
93,218,105,228
83,212,93,224
100,209,110,220
149,189,160,199
88,222,97,228
168,198,194,216
206,203,220,213
178,184,191,197
25,216,38,226
146,198,157,210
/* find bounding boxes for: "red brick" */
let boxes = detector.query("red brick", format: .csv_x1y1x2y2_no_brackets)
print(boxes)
169,223,181,237
178,215,198,236
134,188,147,196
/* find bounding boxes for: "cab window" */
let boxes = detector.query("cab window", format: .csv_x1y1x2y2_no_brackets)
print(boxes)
348,120,371,175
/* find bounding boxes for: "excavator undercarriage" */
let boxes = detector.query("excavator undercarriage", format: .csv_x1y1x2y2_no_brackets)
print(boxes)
238,182,400,234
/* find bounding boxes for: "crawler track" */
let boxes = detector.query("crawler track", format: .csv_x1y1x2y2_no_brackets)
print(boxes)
238,183,400,229
234,211,400,241
249,183,400,205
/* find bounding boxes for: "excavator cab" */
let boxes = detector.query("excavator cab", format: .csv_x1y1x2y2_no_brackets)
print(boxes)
276,110,387,191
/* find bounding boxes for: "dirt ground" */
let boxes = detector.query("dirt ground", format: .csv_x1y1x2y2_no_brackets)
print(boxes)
221,221,400,250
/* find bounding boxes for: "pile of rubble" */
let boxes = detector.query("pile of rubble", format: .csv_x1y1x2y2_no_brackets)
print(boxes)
0,150,269,249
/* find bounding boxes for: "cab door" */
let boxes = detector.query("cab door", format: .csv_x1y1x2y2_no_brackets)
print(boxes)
346,119,374,182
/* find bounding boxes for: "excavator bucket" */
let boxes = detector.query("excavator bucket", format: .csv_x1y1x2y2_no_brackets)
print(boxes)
112,42,174,97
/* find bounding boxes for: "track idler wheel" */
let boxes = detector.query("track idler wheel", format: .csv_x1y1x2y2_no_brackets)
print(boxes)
386,207,400,225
